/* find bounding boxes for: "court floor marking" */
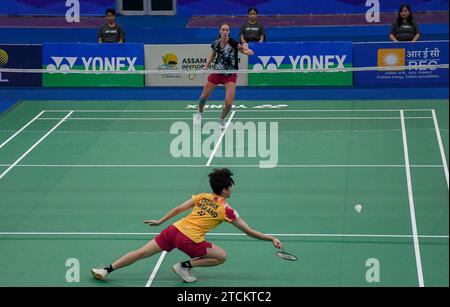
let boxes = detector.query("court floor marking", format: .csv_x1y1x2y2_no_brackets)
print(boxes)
35,117,434,121
400,110,424,287
43,109,435,113
0,111,73,181
0,164,443,168
431,109,449,189
0,111,45,150
145,251,167,288
206,111,236,167
0,109,448,288
0,232,447,239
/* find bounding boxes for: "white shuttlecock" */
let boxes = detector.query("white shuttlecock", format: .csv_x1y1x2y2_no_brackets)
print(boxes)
354,204,363,214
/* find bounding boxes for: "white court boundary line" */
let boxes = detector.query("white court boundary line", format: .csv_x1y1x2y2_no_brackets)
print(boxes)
431,109,449,190
400,110,424,287
206,111,236,167
145,251,167,287
0,232,447,238
0,111,73,181
36,116,434,121
0,164,444,168
0,111,45,150
42,109,434,113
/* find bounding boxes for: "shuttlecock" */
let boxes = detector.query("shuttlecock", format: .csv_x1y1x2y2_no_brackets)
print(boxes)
354,204,363,214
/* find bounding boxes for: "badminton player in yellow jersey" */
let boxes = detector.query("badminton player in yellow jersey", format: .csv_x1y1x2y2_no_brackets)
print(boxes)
91,168,282,283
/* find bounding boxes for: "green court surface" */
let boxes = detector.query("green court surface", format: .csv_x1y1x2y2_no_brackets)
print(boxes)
0,99,448,287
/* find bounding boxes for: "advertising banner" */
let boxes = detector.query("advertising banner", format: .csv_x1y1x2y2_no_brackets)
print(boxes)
248,42,353,86
145,44,248,86
0,0,115,16
0,44,42,87
354,41,449,85
43,43,144,87
178,0,448,15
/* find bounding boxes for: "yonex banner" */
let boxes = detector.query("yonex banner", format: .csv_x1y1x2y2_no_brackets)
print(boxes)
0,44,42,87
145,44,248,87
43,43,144,87
354,41,449,85
248,42,353,86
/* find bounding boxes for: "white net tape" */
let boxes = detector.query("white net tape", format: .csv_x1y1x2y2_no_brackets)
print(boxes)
0,64,448,75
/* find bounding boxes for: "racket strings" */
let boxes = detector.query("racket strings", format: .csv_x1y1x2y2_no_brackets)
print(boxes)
276,248,298,261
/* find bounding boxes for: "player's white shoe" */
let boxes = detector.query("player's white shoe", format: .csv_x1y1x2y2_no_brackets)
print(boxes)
220,119,226,131
172,263,197,283
90,268,108,281
194,112,202,124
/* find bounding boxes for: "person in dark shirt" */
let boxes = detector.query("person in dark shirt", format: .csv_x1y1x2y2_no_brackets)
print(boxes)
98,8,125,43
390,4,420,42
240,7,265,44
194,23,254,130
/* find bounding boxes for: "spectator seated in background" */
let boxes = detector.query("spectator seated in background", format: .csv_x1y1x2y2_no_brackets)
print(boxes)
390,4,420,42
240,7,265,45
98,8,125,43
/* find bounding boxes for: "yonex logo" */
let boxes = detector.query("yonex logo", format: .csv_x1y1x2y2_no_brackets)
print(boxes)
47,57,77,74
46,56,138,73
252,56,285,70
253,55,346,71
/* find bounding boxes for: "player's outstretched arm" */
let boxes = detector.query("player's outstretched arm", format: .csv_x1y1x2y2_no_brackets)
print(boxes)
232,217,282,249
144,199,195,226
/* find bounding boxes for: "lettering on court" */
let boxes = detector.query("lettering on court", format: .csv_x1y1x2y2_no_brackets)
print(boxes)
185,104,289,110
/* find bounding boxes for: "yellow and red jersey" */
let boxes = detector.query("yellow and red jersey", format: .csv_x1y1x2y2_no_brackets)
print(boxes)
173,193,239,243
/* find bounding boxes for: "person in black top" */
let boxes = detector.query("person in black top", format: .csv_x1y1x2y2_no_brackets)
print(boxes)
240,7,265,44
390,4,420,42
98,8,125,43
194,23,254,130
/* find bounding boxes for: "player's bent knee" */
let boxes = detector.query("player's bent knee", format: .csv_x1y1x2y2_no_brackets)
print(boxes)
217,252,227,263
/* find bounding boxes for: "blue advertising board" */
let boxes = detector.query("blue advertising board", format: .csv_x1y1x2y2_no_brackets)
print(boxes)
354,41,449,85
0,44,42,87
0,0,115,16
178,0,448,15
42,43,144,87
248,42,353,86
